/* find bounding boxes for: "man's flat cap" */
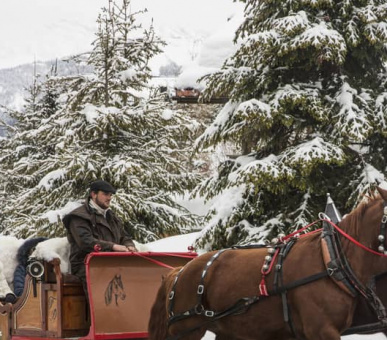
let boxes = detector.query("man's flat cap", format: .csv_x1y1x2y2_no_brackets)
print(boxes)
90,180,117,194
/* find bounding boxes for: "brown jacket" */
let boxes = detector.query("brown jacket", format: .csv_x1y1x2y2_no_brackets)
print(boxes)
63,199,135,277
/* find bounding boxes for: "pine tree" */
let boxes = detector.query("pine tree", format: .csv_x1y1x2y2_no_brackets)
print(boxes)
14,61,43,130
0,61,63,200
0,0,201,241
195,0,387,250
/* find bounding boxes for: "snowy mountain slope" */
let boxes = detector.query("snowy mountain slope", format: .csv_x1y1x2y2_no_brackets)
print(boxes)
0,59,93,110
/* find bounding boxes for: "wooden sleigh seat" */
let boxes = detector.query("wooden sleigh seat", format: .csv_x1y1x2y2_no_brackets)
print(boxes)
0,258,89,340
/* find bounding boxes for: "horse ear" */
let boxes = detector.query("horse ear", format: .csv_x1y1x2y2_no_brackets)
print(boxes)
376,186,387,201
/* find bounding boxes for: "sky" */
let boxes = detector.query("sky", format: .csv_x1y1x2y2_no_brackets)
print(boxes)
0,0,244,75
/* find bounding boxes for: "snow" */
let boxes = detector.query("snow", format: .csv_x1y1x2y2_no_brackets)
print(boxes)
161,109,174,121
336,80,372,140
82,104,100,124
38,169,66,190
41,201,82,224
174,64,217,91
282,137,345,164
0,1,386,338
195,101,240,147
145,232,200,253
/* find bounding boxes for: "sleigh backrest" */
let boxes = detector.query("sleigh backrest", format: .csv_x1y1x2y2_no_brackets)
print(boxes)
85,252,197,339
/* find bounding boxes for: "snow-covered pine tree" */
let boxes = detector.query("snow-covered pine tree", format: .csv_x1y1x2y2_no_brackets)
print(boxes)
13,61,43,130
0,61,64,202
40,61,61,119
0,0,201,241
194,0,387,250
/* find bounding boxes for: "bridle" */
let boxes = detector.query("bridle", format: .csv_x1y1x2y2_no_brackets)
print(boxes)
322,202,387,258
377,203,387,254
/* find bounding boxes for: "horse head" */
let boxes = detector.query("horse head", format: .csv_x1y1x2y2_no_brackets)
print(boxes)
334,186,387,280
360,187,387,252
112,274,126,302
105,274,126,306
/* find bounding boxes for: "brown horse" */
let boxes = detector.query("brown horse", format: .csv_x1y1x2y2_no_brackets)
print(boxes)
148,187,387,340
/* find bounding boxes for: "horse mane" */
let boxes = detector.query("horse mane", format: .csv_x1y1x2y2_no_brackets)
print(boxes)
339,190,382,236
105,279,113,305
301,191,382,247
148,266,183,340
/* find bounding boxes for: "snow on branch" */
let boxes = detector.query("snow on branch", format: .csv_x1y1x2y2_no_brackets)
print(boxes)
334,80,372,141
345,19,360,47
280,137,345,170
194,102,239,150
273,11,309,35
356,5,379,24
234,98,272,121
289,22,347,64
243,30,280,52
194,98,274,151
350,163,385,204
271,83,327,121
364,22,387,44
38,169,67,190
231,154,295,187
375,92,387,131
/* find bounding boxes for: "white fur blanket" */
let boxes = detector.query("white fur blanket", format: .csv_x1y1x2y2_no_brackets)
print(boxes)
0,236,24,298
0,236,148,299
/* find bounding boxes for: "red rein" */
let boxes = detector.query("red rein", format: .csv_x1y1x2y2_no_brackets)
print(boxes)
259,218,387,296
322,219,387,258
278,218,387,258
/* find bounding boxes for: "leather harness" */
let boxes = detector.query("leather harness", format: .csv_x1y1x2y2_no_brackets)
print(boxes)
166,208,387,339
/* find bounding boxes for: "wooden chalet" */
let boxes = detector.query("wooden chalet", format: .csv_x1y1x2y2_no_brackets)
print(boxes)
172,87,228,104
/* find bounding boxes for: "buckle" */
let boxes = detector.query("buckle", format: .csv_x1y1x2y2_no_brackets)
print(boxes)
197,284,204,294
205,310,215,317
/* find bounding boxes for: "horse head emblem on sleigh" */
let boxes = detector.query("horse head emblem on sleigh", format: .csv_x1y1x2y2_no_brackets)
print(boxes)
105,274,126,306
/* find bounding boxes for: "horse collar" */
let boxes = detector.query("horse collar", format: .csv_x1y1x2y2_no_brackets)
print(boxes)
321,214,387,324
321,222,358,297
